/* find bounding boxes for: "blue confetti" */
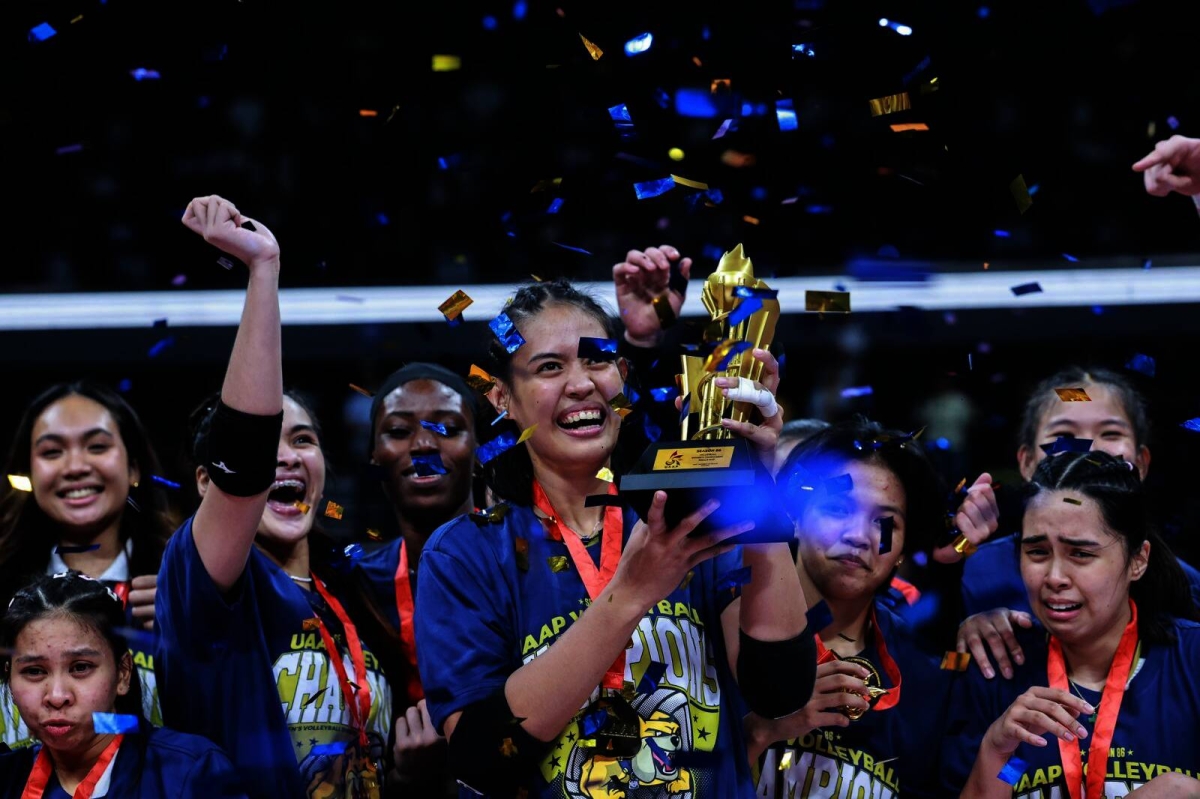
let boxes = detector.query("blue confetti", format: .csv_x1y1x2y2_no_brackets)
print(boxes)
608,104,632,123
56,143,84,155
935,437,951,451
654,88,671,108
1062,253,1079,263
806,600,833,631
702,244,725,261
419,420,449,436
977,6,990,17
642,414,662,444
29,23,56,42
1091,305,1104,316
1010,282,1042,296
805,204,833,215
675,88,720,118
1040,437,1092,455
478,431,519,465
993,229,1011,238
637,662,668,694
727,296,762,327
713,341,753,372
879,516,895,554
147,337,175,358
678,395,691,427
650,387,677,403
634,178,675,200
1168,116,1181,130
117,379,133,393
841,386,873,399
482,15,498,29
93,713,139,734
624,32,653,56
1126,353,1156,377
57,544,101,555
775,99,798,131
581,709,608,736
309,741,350,757
733,285,779,300
130,68,161,81
791,43,815,58
912,551,928,567
551,242,593,255
578,337,619,362
879,18,913,35
343,543,365,563
997,756,1028,786
512,0,527,19
489,312,526,354
149,474,181,490
1028,183,1040,195
1143,258,1152,270
491,409,508,425
716,566,752,593
412,453,448,476
1181,419,1200,433
546,198,563,214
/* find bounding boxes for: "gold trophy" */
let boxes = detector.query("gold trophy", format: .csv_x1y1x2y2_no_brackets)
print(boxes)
619,245,793,542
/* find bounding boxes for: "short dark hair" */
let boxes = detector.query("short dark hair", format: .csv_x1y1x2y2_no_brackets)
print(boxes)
1018,366,1150,452
1022,451,1199,644
1,571,143,717
777,416,945,557
779,418,830,444
0,381,176,608
483,279,620,505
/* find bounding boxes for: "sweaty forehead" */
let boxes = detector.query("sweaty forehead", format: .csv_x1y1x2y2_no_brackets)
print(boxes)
381,380,466,416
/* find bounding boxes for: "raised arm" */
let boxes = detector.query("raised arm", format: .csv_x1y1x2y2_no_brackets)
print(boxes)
184,195,283,592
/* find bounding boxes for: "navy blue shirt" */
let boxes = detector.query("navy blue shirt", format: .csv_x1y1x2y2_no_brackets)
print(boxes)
0,726,247,799
416,504,753,798
962,534,1200,617
942,617,1200,797
753,602,949,798
155,519,394,799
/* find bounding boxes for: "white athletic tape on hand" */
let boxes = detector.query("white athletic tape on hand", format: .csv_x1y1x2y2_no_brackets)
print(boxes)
723,376,779,418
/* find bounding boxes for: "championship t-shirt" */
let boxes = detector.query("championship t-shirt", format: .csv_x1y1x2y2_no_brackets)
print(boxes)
417,504,754,799
942,618,1200,797
156,518,393,799
962,534,1200,618
752,602,948,799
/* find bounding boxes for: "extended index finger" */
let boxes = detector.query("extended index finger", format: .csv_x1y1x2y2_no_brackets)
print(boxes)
750,348,780,394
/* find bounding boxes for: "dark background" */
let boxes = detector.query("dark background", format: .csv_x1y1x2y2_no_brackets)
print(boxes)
4,0,1200,562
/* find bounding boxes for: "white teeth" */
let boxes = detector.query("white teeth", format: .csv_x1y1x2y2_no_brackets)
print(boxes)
1047,603,1080,611
560,410,602,425
272,479,305,491
64,487,100,499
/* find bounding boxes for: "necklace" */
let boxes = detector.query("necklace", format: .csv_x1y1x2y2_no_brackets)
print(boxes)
1068,678,1100,724
837,633,857,643
289,574,313,584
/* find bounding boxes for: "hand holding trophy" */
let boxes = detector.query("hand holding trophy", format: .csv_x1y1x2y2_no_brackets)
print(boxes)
620,244,794,543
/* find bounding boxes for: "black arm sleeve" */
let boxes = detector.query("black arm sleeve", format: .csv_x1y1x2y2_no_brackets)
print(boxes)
202,401,283,497
737,628,818,719
447,692,547,797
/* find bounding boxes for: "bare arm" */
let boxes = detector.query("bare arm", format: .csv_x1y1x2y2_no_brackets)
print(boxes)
183,196,283,593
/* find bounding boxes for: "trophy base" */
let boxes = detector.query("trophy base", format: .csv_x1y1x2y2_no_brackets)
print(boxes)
618,439,794,544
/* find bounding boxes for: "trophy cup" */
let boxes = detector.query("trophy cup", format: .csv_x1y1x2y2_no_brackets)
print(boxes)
619,244,794,543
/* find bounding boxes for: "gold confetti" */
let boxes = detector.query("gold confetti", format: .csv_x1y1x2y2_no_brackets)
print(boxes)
302,617,321,632
6,475,32,492
432,55,461,71
530,274,544,282
358,109,378,118
608,393,633,419
678,570,695,590
518,425,538,444
720,150,757,168
323,501,344,520
366,528,383,542
349,383,374,398
499,737,519,757
652,294,676,327
805,290,851,313
868,91,912,117
71,14,83,23
466,365,496,393
1063,497,1083,506
292,500,311,515
890,123,929,132
579,33,603,60
940,651,971,671
1147,120,1157,138
710,78,731,93
779,750,793,770
950,533,977,557
548,555,571,573
514,537,530,571
530,178,562,193
742,215,760,225
386,104,401,124
596,467,615,482
301,687,327,708
670,174,709,190
1010,174,1033,215
438,289,474,320
691,56,703,67
668,148,685,161
1055,387,1091,402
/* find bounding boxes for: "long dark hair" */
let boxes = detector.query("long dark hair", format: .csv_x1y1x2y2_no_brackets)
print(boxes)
778,417,946,559
186,389,415,708
0,382,176,608
484,278,621,505
1018,366,1151,451
1,571,143,718
1023,451,1198,644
